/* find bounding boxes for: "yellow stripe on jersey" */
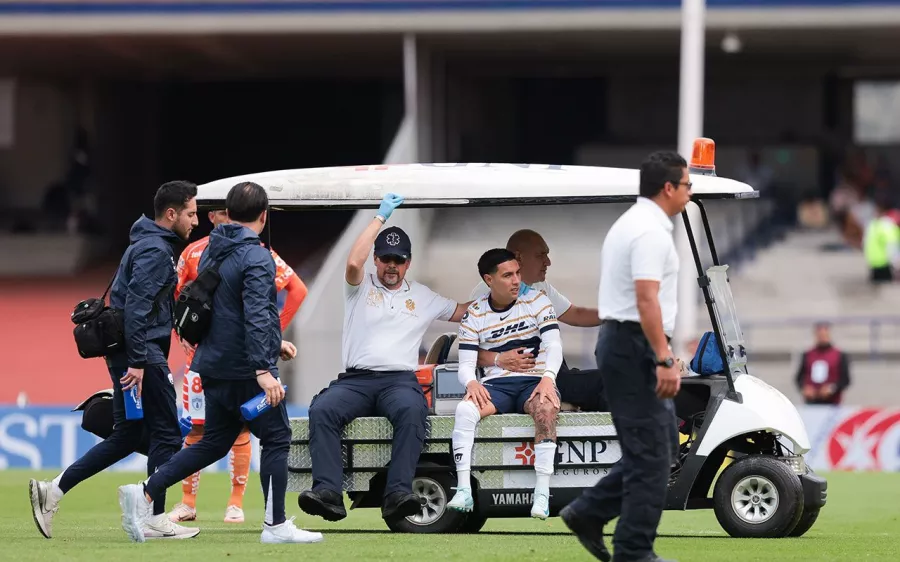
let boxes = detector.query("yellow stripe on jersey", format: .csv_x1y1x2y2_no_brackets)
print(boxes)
533,304,554,323
459,323,479,337
518,292,547,305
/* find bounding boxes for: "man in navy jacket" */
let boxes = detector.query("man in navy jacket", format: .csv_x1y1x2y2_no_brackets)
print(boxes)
29,181,199,541
117,181,323,545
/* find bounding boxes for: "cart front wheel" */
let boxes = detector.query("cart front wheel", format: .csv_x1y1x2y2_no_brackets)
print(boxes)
713,455,803,538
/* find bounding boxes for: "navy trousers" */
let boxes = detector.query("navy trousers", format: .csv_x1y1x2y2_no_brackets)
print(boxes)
59,359,180,516
567,321,679,561
308,370,427,498
144,376,292,526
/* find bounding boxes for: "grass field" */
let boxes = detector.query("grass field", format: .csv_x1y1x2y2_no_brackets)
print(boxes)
5,469,900,561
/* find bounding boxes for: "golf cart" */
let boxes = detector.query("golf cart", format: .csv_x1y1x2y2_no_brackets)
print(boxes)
194,138,827,538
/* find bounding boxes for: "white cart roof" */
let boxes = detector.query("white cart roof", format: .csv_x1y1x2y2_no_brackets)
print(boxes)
196,163,757,209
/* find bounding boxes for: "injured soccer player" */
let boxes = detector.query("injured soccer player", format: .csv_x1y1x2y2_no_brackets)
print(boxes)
447,248,562,520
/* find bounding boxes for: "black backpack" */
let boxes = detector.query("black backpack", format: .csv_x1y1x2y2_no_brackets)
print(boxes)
71,271,125,359
174,259,223,346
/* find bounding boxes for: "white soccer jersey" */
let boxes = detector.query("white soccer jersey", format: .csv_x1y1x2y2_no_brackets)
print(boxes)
456,287,563,386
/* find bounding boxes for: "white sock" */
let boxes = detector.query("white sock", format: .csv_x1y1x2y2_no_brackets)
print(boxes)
534,441,556,496
452,400,480,490
50,473,65,501
457,469,471,491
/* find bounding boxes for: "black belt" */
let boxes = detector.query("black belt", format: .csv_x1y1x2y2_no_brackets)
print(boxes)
603,319,671,343
338,368,414,380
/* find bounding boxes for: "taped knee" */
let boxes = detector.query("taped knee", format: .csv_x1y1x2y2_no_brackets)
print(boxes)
454,400,480,431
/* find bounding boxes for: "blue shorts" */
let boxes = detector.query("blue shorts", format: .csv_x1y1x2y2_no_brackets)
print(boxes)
483,376,558,414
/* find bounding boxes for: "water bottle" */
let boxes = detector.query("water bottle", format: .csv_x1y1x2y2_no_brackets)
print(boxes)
179,416,193,439
122,379,144,421
241,385,288,421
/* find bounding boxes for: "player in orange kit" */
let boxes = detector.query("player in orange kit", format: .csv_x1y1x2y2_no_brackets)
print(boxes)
168,209,307,524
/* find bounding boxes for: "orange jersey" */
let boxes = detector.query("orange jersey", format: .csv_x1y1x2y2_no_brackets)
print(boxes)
175,236,296,297
176,235,307,367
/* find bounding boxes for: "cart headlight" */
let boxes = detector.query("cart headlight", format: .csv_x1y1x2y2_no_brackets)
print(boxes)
781,455,806,475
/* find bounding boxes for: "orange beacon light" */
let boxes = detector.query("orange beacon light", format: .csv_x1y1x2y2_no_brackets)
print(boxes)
689,137,717,177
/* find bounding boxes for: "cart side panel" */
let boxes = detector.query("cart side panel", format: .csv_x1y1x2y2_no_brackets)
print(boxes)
288,412,618,493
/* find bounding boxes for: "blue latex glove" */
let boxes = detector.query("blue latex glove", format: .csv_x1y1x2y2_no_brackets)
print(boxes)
377,193,404,221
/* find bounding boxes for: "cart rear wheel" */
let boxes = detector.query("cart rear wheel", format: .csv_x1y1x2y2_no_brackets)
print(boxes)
385,466,468,534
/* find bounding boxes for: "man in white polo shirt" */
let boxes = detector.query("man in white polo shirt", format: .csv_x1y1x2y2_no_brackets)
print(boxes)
561,151,691,562
469,229,605,411
299,192,470,524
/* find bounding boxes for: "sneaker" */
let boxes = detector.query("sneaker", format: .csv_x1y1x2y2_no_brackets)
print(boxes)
224,505,244,523
530,491,550,520
118,484,153,543
29,479,61,539
143,514,200,540
168,503,197,523
447,487,474,513
260,517,324,544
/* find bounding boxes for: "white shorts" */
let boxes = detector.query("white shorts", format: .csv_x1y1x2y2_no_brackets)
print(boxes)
182,370,206,425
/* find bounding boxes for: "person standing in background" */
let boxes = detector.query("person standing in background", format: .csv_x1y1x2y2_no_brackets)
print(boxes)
796,322,852,405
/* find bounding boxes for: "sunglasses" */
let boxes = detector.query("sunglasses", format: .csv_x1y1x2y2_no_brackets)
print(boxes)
379,255,408,265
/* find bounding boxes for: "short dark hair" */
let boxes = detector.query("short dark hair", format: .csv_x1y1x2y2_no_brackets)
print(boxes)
226,182,269,223
478,248,517,278
639,151,688,198
153,181,197,219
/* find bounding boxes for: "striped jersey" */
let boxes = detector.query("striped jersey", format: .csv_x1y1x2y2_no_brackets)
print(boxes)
457,286,562,385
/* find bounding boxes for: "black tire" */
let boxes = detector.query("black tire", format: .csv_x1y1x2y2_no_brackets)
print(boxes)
713,455,804,538
459,511,488,533
384,467,467,534
787,507,820,537
788,466,822,537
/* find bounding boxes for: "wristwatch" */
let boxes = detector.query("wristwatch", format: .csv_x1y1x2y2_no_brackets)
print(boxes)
656,356,675,368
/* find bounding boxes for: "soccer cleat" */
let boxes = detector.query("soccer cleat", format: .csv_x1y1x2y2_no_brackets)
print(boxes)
224,505,244,523
143,514,200,540
530,491,550,520
260,517,324,544
118,484,152,543
447,487,474,512
168,503,197,523
29,479,60,539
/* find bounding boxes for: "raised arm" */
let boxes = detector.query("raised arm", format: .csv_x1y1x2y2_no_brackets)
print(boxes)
346,193,404,286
